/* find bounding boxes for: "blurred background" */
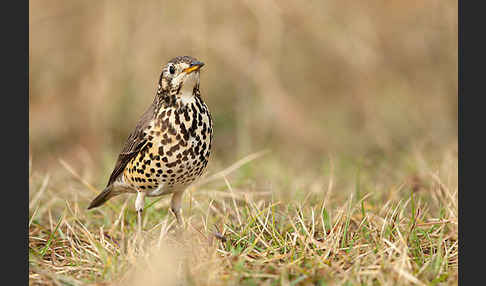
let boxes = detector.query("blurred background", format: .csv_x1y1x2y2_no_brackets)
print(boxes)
29,0,457,200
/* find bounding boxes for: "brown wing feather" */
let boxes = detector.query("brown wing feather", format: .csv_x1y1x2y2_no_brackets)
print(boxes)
106,102,157,187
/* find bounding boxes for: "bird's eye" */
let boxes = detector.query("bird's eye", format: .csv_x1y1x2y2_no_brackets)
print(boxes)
169,65,175,75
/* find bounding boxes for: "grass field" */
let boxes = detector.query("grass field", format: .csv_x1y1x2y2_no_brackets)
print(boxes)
29,142,457,285
30,0,457,285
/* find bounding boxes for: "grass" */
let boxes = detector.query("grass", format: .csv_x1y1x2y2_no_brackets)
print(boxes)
28,143,457,285
29,2,457,284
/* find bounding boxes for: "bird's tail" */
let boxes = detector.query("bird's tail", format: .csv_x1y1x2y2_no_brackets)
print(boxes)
87,186,114,209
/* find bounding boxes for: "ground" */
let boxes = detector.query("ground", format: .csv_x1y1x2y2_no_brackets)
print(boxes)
29,143,457,286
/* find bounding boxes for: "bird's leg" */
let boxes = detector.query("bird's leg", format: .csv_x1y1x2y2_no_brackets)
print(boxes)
170,191,184,226
135,191,146,235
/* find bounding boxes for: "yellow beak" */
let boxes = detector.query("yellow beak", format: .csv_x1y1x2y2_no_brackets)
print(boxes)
183,61,205,74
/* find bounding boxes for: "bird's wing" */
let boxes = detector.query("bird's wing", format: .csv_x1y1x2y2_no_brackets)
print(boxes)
106,103,156,187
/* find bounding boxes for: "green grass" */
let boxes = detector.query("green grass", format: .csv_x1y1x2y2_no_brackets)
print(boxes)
29,144,457,286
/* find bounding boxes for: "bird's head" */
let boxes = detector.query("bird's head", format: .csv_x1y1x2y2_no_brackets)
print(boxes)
157,56,204,97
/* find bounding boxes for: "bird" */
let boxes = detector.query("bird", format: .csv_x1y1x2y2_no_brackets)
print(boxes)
87,56,213,233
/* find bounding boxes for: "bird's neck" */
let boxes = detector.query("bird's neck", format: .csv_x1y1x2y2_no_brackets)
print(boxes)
155,85,200,112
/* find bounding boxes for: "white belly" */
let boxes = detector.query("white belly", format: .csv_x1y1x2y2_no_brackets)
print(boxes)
146,183,173,197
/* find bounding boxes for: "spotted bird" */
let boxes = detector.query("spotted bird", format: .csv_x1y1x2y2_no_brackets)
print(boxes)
88,56,213,232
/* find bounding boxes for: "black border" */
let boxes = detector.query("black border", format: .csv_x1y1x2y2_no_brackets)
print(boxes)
4,0,29,284
459,0,483,284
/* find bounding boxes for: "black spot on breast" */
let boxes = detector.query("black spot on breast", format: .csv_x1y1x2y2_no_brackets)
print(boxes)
184,109,190,121
166,160,180,168
189,113,198,135
168,126,176,135
195,100,203,113
164,96,171,105
161,120,167,130
202,124,207,137
169,144,180,153
180,123,188,139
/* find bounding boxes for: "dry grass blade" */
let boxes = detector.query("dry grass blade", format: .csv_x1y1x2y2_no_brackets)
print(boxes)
194,150,270,186
58,159,98,194
30,174,50,210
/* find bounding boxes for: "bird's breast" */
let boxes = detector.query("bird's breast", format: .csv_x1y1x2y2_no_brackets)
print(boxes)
123,97,212,194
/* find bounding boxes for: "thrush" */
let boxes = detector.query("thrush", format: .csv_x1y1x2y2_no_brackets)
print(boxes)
88,56,213,232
